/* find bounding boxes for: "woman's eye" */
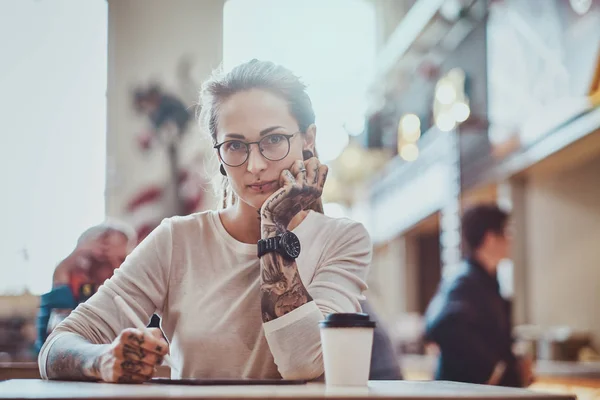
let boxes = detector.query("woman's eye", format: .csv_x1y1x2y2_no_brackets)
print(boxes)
266,135,284,144
225,141,245,151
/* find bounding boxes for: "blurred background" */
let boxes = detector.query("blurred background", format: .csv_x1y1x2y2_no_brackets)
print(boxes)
0,0,599,397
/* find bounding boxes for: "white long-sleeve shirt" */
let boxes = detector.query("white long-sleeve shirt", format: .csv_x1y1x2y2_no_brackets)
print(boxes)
38,210,371,380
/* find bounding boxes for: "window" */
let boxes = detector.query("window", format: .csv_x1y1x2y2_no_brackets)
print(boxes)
223,0,376,163
0,0,107,294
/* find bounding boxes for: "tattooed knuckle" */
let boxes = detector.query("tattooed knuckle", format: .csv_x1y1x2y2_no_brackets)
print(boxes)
110,370,120,383
159,344,169,356
154,344,164,354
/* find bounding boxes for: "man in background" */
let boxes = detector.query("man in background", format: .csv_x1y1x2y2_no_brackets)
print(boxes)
35,221,137,351
424,204,532,387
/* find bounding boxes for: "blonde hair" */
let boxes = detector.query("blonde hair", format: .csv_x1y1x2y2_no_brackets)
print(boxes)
198,59,323,214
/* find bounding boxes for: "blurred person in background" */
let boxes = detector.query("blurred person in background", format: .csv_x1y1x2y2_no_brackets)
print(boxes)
359,300,403,380
424,204,533,387
35,221,137,351
38,60,372,384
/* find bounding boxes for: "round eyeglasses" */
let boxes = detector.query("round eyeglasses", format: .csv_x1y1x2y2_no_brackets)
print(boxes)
213,133,298,167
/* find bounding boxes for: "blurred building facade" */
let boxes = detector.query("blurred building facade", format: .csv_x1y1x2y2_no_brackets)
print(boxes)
351,0,600,366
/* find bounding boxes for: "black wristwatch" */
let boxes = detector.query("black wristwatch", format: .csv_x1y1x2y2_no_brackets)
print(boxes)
257,231,301,260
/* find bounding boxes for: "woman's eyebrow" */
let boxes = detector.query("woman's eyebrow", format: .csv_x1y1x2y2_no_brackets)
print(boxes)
259,126,284,136
223,126,284,140
224,133,245,139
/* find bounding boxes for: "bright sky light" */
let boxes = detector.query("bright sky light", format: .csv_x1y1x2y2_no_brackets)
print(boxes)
223,0,376,163
0,0,107,294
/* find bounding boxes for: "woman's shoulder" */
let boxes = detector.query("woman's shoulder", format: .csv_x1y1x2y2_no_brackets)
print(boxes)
300,212,372,264
308,211,367,230
159,210,219,241
303,212,371,245
166,209,215,226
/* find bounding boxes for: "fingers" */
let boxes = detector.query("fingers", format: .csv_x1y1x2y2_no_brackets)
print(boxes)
102,328,169,384
279,169,297,188
119,343,164,367
289,160,307,183
115,370,153,384
316,164,328,190
118,359,156,377
119,328,169,357
304,158,320,185
290,158,322,186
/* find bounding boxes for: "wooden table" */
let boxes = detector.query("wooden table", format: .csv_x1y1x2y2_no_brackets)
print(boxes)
0,379,576,399
0,363,170,381
0,363,40,380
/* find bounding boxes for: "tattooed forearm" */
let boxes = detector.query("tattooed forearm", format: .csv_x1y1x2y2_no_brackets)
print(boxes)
260,252,312,322
257,161,327,322
261,219,284,237
45,333,107,381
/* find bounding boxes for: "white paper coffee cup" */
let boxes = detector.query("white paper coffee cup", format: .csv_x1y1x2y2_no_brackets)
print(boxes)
319,313,375,386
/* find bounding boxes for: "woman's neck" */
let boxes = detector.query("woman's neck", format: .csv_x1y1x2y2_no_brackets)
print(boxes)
219,200,310,244
220,200,262,244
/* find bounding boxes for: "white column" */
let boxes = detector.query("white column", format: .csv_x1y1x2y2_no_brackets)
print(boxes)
440,131,462,276
106,0,225,217
506,178,529,325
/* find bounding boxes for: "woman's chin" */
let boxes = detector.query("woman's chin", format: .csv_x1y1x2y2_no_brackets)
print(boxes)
239,190,274,210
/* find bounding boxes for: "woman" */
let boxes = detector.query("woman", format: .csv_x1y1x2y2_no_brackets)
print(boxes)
39,60,372,383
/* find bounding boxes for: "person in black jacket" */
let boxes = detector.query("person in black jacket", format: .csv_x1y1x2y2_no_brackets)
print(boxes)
424,204,532,387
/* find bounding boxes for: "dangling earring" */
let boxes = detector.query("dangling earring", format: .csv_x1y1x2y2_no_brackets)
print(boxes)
220,165,227,176
303,150,314,160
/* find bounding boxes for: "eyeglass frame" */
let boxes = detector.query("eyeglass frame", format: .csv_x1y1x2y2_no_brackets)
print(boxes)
213,132,300,167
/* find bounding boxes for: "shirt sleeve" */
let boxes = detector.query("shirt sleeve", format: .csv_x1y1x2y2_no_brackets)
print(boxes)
262,220,371,380
38,219,173,379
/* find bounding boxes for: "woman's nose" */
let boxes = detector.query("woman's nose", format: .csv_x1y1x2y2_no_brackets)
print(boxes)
246,144,267,174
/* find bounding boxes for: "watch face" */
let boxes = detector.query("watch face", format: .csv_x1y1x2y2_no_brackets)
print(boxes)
281,231,301,259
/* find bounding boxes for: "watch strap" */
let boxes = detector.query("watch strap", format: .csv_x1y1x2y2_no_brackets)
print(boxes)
257,236,280,258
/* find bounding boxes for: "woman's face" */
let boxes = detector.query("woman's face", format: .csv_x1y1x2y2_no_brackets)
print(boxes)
215,89,315,210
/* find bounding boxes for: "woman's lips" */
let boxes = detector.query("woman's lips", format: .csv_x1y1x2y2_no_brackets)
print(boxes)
247,181,277,193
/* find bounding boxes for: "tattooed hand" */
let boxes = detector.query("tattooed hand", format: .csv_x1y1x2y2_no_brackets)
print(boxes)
258,157,324,322
260,157,328,235
88,328,168,383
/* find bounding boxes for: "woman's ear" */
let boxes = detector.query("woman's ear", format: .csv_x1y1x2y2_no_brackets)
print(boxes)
303,124,317,154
